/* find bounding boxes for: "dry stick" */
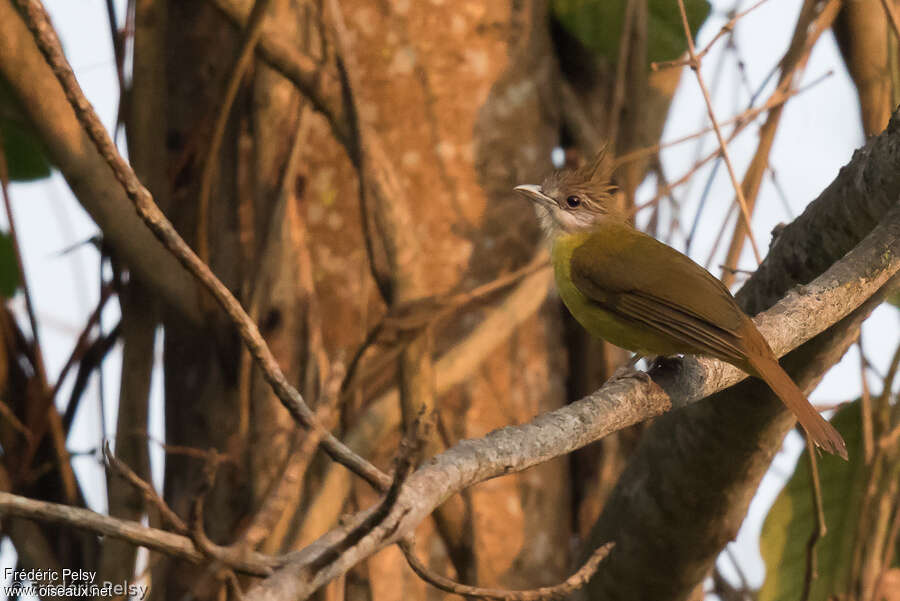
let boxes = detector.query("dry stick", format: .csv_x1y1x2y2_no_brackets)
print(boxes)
887,343,900,403
627,68,833,220
0,72,47,393
801,438,827,601
104,443,187,533
188,453,277,576
652,0,771,71
238,371,342,549
881,421,900,450
704,203,738,270
307,413,429,574
879,344,900,450
849,438,889,595
141,434,240,463
617,70,832,172
859,337,875,463
340,252,548,396
0,132,78,504
677,0,763,265
628,92,790,219
293,266,553,549
400,538,615,601
719,0,841,286
51,284,114,399
12,0,390,492
724,546,752,593
0,399,32,443
197,0,273,265
0,490,279,575
872,498,900,601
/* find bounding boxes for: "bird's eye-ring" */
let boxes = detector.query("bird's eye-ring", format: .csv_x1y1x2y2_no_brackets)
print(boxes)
566,195,581,208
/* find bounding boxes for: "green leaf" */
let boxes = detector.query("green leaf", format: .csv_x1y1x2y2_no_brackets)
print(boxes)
759,402,866,601
886,288,900,309
0,231,20,298
0,77,51,182
551,0,711,65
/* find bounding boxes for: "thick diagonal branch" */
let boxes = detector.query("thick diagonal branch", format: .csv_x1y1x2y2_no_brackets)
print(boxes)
248,197,900,599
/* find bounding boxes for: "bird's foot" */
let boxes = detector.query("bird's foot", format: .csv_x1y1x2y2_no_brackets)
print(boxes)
611,363,653,387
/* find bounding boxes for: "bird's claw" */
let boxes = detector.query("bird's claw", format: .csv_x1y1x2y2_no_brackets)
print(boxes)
611,364,654,386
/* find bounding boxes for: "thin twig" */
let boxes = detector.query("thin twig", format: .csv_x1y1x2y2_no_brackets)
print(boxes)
237,365,343,549
0,398,32,443
51,284,114,399
61,321,121,432
104,443,187,533
880,342,900,428
718,0,841,286
400,538,614,601
0,122,48,396
626,68,826,220
197,0,274,264
0,135,77,502
340,252,548,395
704,203,737,270
225,570,247,601
872,498,900,601
307,410,430,574
188,452,276,576
859,336,875,463
801,438,827,601
616,70,832,169
12,0,390,492
677,0,763,264
652,0,771,71
0,490,280,575
724,545,751,593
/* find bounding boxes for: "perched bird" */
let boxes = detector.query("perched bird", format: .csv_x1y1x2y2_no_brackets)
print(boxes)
514,151,847,458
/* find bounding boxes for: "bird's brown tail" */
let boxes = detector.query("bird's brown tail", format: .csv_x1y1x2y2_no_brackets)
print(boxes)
748,355,848,459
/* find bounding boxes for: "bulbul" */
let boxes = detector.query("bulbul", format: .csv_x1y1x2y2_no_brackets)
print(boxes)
514,152,847,458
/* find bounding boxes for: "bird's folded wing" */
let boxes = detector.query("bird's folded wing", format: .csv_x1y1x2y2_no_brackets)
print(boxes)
569,224,749,361
614,292,747,362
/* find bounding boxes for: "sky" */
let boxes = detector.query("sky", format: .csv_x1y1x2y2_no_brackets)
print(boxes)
2,0,898,595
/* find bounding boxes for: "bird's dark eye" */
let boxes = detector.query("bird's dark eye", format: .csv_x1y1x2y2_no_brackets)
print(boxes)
566,195,581,208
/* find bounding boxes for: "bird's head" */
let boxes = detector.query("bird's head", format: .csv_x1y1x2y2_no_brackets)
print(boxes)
514,150,619,236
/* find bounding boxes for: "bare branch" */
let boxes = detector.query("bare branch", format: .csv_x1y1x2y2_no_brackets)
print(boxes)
677,0,763,264
652,0,771,71
104,444,187,534
10,0,390,492
0,491,279,576
801,439,827,601
400,538,614,601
